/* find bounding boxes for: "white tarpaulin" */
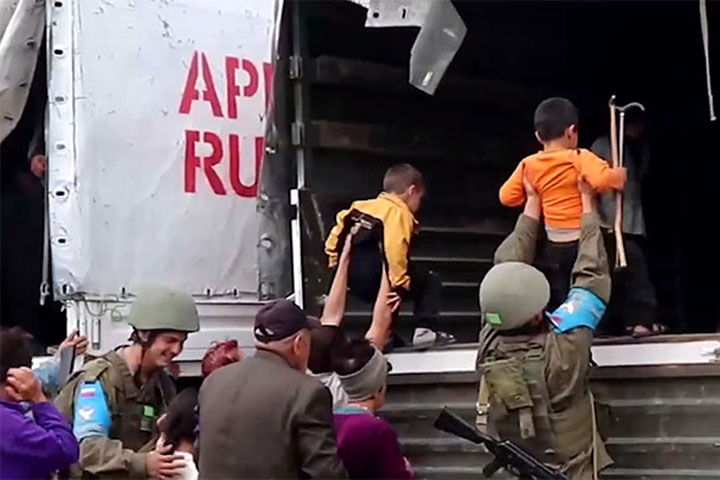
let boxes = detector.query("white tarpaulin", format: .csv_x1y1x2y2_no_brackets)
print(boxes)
48,0,274,298
0,0,45,142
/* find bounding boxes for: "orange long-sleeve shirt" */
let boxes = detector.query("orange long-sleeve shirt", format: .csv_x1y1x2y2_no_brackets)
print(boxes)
499,148,626,229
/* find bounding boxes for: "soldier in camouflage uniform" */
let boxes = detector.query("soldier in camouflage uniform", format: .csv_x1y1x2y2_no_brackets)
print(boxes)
476,178,612,480
55,287,199,478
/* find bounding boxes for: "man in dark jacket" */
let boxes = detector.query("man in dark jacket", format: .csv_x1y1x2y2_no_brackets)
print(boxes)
199,299,348,479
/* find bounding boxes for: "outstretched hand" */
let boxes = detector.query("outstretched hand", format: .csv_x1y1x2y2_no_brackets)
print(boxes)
386,292,402,313
339,224,359,261
59,330,89,357
147,437,185,480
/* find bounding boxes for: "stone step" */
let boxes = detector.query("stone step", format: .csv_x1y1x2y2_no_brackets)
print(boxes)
413,466,720,480
384,368,720,477
400,437,720,474
381,399,720,439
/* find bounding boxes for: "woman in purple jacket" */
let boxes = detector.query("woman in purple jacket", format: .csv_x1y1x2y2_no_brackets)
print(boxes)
0,327,79,479
333,338,414,480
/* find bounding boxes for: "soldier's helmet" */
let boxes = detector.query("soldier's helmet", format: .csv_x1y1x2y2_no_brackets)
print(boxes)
479,262,550,331
128,287,200,333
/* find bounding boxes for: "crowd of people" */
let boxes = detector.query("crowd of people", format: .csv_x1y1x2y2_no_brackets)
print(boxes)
0,231,413,479
0,96,652,480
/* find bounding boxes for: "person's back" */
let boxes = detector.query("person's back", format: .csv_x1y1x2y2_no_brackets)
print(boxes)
198,300,347,480
331,339,414,480
200,352,341,479
479,325,600,471
333,409,410,480
479,178,612,479
517,148,603,230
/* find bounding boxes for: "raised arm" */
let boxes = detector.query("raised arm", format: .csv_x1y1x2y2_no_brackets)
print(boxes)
365,265,395,351
320,230,355,327
493,177,542,265
568,180,611,303
547,179,611,336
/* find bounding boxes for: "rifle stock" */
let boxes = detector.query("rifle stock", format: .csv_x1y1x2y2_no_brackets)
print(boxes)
433,407,568,480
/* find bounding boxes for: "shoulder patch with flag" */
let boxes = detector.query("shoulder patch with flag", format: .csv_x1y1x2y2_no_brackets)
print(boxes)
73,381,111,441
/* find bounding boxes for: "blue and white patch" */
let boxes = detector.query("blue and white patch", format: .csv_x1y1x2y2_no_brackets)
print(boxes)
73,381,111,441
548,287,606,333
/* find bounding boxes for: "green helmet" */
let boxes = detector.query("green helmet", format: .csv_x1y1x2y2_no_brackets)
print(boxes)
479,262,550,331
127,287,200,333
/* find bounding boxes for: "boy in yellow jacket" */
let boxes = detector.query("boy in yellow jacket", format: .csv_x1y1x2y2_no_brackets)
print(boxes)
325,164,455,350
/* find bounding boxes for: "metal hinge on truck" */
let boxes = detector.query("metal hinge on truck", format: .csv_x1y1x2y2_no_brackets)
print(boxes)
289,55,303,80
291,121,305,146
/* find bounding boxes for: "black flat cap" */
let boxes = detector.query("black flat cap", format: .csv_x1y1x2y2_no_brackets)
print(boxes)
254,299,315,343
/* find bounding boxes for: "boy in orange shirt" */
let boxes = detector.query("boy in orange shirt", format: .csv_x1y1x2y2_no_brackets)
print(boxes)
499,97,626,308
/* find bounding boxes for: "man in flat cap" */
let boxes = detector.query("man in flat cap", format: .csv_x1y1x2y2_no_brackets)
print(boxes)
476,177,613,480
199,299,348,479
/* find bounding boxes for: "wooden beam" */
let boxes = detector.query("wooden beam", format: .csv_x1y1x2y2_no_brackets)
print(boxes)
309,120,520,164
312,120,443,157
311,56,539,109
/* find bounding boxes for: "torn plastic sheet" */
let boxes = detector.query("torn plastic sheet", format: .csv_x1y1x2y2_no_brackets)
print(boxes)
0,0,45,143
347,0,372,9
363,0,466,95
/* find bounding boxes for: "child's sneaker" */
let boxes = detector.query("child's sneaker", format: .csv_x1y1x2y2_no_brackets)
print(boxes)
411,327,456,350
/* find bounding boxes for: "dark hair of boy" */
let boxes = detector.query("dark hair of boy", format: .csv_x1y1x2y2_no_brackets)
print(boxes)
159,388,199,451
330,337,376,376
533,97,579,141
0,327,33,382
382,163,425,194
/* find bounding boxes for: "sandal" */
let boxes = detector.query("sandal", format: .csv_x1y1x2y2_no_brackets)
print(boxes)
626,323,668,339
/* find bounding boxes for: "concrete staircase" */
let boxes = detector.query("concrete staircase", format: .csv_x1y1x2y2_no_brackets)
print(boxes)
382,365,720,479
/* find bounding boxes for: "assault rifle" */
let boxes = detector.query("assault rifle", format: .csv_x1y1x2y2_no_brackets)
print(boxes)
433,407,568,480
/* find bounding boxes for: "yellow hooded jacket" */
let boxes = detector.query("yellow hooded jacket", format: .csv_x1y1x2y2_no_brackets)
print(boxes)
325,192,418,292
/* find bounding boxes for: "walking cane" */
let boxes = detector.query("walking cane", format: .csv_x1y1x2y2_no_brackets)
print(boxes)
608,96,627,269
608,96,646,270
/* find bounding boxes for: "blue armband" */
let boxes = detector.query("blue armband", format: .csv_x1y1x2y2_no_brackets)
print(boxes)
73,381,112,441
548,287,606,333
